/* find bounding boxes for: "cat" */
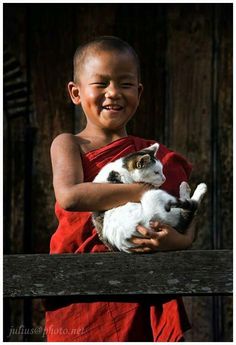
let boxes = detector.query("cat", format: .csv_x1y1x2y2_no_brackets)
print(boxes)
92,143,207,253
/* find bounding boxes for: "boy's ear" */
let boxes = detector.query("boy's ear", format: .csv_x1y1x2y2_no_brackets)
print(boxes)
68,82,81,105
138,83,143,99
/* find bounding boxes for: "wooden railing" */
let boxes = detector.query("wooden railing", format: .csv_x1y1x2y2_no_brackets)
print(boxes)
4,250,232,298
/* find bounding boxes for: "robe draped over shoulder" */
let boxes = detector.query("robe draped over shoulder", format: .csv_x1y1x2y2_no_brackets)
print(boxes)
45,135,192,342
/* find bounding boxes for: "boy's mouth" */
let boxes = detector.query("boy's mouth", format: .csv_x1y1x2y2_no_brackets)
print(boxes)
102,104,124,111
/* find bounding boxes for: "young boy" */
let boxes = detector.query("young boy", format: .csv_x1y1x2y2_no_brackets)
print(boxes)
45,36,196,341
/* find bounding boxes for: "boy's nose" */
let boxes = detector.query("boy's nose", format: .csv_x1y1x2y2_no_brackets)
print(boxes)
105,84,121,99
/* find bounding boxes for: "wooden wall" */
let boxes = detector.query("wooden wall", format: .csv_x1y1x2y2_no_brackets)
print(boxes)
3,3,232,342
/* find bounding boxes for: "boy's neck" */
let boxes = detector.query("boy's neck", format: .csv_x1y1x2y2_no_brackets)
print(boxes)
80,125,128,142
76,126,129,153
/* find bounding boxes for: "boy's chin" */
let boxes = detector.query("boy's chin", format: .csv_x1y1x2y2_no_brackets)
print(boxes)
104,124,125,131
101,120,127,130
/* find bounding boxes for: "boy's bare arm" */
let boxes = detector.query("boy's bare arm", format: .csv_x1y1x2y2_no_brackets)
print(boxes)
51,133,153,212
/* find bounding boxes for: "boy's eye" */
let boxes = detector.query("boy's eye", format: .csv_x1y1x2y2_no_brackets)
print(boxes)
121,83,134,88
90,82,107,87
90,82,135,89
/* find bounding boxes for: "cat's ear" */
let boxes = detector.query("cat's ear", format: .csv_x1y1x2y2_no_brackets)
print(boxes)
136,154,151,169
149,143,159,156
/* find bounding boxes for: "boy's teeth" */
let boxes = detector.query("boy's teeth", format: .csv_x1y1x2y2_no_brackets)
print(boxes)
104,105,122,110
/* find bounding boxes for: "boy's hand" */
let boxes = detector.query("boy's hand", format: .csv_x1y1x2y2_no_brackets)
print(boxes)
128,218,197,253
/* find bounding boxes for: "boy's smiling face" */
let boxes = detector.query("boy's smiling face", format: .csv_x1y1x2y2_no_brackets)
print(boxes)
68,50,143,131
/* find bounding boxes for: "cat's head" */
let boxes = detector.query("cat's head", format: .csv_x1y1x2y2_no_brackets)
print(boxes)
122,143,166,187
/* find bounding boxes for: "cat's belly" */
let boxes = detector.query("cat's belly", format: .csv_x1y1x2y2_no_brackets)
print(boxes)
103,202,144,252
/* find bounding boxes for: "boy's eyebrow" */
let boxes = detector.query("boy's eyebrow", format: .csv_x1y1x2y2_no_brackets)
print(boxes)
92,73,137,79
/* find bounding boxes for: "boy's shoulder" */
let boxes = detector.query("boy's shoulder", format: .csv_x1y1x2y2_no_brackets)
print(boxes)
50,133,81,154
51,132,78,143
51,132,82,146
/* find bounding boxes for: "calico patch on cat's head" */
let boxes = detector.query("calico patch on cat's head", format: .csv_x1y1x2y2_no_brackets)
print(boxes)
122,143,166,187
122,143,159,171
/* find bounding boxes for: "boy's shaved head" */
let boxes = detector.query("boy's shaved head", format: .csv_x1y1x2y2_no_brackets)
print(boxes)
73,36,141,83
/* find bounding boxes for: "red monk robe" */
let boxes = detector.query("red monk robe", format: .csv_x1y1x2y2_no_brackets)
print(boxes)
45,135,192,342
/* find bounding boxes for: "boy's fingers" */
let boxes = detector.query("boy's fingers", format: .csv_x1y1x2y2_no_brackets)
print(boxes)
149,221,164,230
129,226,169,254
154,228,168,238
129,237,153,246
128,229,169,252
136,225,157,238
129,233,167,247
129,246,153,253
149,220,159,228
136,224,167,239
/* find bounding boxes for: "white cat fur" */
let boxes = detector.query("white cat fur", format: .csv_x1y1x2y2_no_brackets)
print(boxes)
93,144,207,253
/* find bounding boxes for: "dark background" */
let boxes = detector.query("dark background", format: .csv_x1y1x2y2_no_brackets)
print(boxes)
3,3,232,342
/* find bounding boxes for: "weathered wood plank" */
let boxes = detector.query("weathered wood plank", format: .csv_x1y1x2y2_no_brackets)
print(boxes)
4,250,232,298
216,4,233,341
29,4,76,254
166,4,212,249
166,4,214,341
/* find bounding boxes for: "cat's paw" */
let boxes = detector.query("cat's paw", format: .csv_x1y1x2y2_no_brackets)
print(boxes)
179,181,191,199
192,183,207,203
196,183,207,194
